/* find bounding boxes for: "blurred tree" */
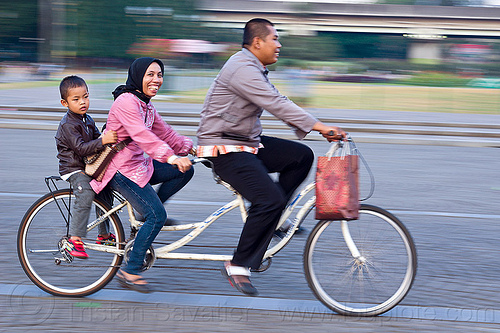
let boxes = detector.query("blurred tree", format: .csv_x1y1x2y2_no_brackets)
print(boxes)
74,0,200,59
0,0,37,61
2,0,487,69
279,34,340,62
372,35,409,59
278,32,407,60
333,33,381,59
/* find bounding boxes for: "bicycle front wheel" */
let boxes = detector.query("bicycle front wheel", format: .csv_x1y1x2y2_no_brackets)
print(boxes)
304,204,417,316
17,189,125,297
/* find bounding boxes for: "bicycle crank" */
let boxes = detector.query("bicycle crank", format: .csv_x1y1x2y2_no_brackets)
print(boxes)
123,239,155,272
56,238,74,264
251,257,272,273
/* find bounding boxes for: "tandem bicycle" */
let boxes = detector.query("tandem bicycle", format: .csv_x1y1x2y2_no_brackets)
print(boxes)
17,143,417,317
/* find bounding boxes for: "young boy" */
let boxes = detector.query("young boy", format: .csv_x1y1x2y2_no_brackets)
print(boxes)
55,75,118,259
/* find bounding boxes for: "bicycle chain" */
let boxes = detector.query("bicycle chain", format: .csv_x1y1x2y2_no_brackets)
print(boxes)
55,263,220,271
80,239,236,249
73,238,234,271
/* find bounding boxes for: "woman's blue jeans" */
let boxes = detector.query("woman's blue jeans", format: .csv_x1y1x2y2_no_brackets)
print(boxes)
109,160,194,275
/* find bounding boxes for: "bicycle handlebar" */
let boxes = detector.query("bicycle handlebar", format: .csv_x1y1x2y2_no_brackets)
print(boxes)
191,157,211,165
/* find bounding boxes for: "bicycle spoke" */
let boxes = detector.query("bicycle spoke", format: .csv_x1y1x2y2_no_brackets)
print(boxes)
18,190,125,297
304,204,417,316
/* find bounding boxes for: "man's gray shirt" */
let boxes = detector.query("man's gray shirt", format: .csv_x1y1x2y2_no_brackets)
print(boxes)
197,48,318,147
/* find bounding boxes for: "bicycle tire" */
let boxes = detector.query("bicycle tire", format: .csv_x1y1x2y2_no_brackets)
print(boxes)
17,189,125,297
303,204,417,316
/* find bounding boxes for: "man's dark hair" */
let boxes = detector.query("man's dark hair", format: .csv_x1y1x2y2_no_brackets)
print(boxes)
242,18,274,48
59,75,88,100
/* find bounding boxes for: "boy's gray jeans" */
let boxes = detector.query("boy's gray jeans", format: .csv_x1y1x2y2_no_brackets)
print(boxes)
67,172,109,238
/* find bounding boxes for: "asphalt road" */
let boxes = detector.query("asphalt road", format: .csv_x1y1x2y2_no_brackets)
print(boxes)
1,127,500,332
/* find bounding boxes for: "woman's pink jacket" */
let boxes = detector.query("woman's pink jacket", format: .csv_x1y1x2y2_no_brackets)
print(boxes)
91,93,193,194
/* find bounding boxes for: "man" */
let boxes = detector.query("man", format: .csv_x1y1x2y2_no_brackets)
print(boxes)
197,18,345,296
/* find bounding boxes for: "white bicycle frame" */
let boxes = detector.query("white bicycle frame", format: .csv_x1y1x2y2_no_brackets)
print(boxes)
84,164,363,264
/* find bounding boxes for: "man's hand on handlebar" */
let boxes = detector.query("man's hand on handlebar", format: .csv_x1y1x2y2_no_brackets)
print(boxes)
322,127,346,142
312,122,346,142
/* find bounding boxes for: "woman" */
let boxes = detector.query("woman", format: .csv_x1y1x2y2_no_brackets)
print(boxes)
91,57,194,293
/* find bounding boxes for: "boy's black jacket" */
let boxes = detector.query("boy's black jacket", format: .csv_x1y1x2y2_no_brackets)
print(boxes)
55,110,104,176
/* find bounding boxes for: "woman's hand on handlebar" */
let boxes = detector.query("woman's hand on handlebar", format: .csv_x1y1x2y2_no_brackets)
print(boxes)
172,156,192,173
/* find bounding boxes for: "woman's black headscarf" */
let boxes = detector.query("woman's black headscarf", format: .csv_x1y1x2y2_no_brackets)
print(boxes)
112,57,165,103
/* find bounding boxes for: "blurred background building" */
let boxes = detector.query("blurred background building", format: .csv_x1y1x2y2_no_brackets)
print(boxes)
1,0,500,86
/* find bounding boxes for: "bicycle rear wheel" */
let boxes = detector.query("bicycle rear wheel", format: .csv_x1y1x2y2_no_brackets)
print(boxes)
17,189,125,297
304,204,417,316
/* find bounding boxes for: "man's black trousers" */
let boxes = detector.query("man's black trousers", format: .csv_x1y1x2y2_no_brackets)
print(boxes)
208,135,314,269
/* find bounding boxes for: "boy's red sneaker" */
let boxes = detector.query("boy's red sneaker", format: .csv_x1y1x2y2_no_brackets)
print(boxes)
64,239,88,259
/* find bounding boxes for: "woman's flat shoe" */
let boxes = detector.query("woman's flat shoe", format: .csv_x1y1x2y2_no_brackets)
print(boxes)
116,270,152,294
221,264,258,296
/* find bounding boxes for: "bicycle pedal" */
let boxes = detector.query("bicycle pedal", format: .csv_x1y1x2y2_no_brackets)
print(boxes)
58,238,75,263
